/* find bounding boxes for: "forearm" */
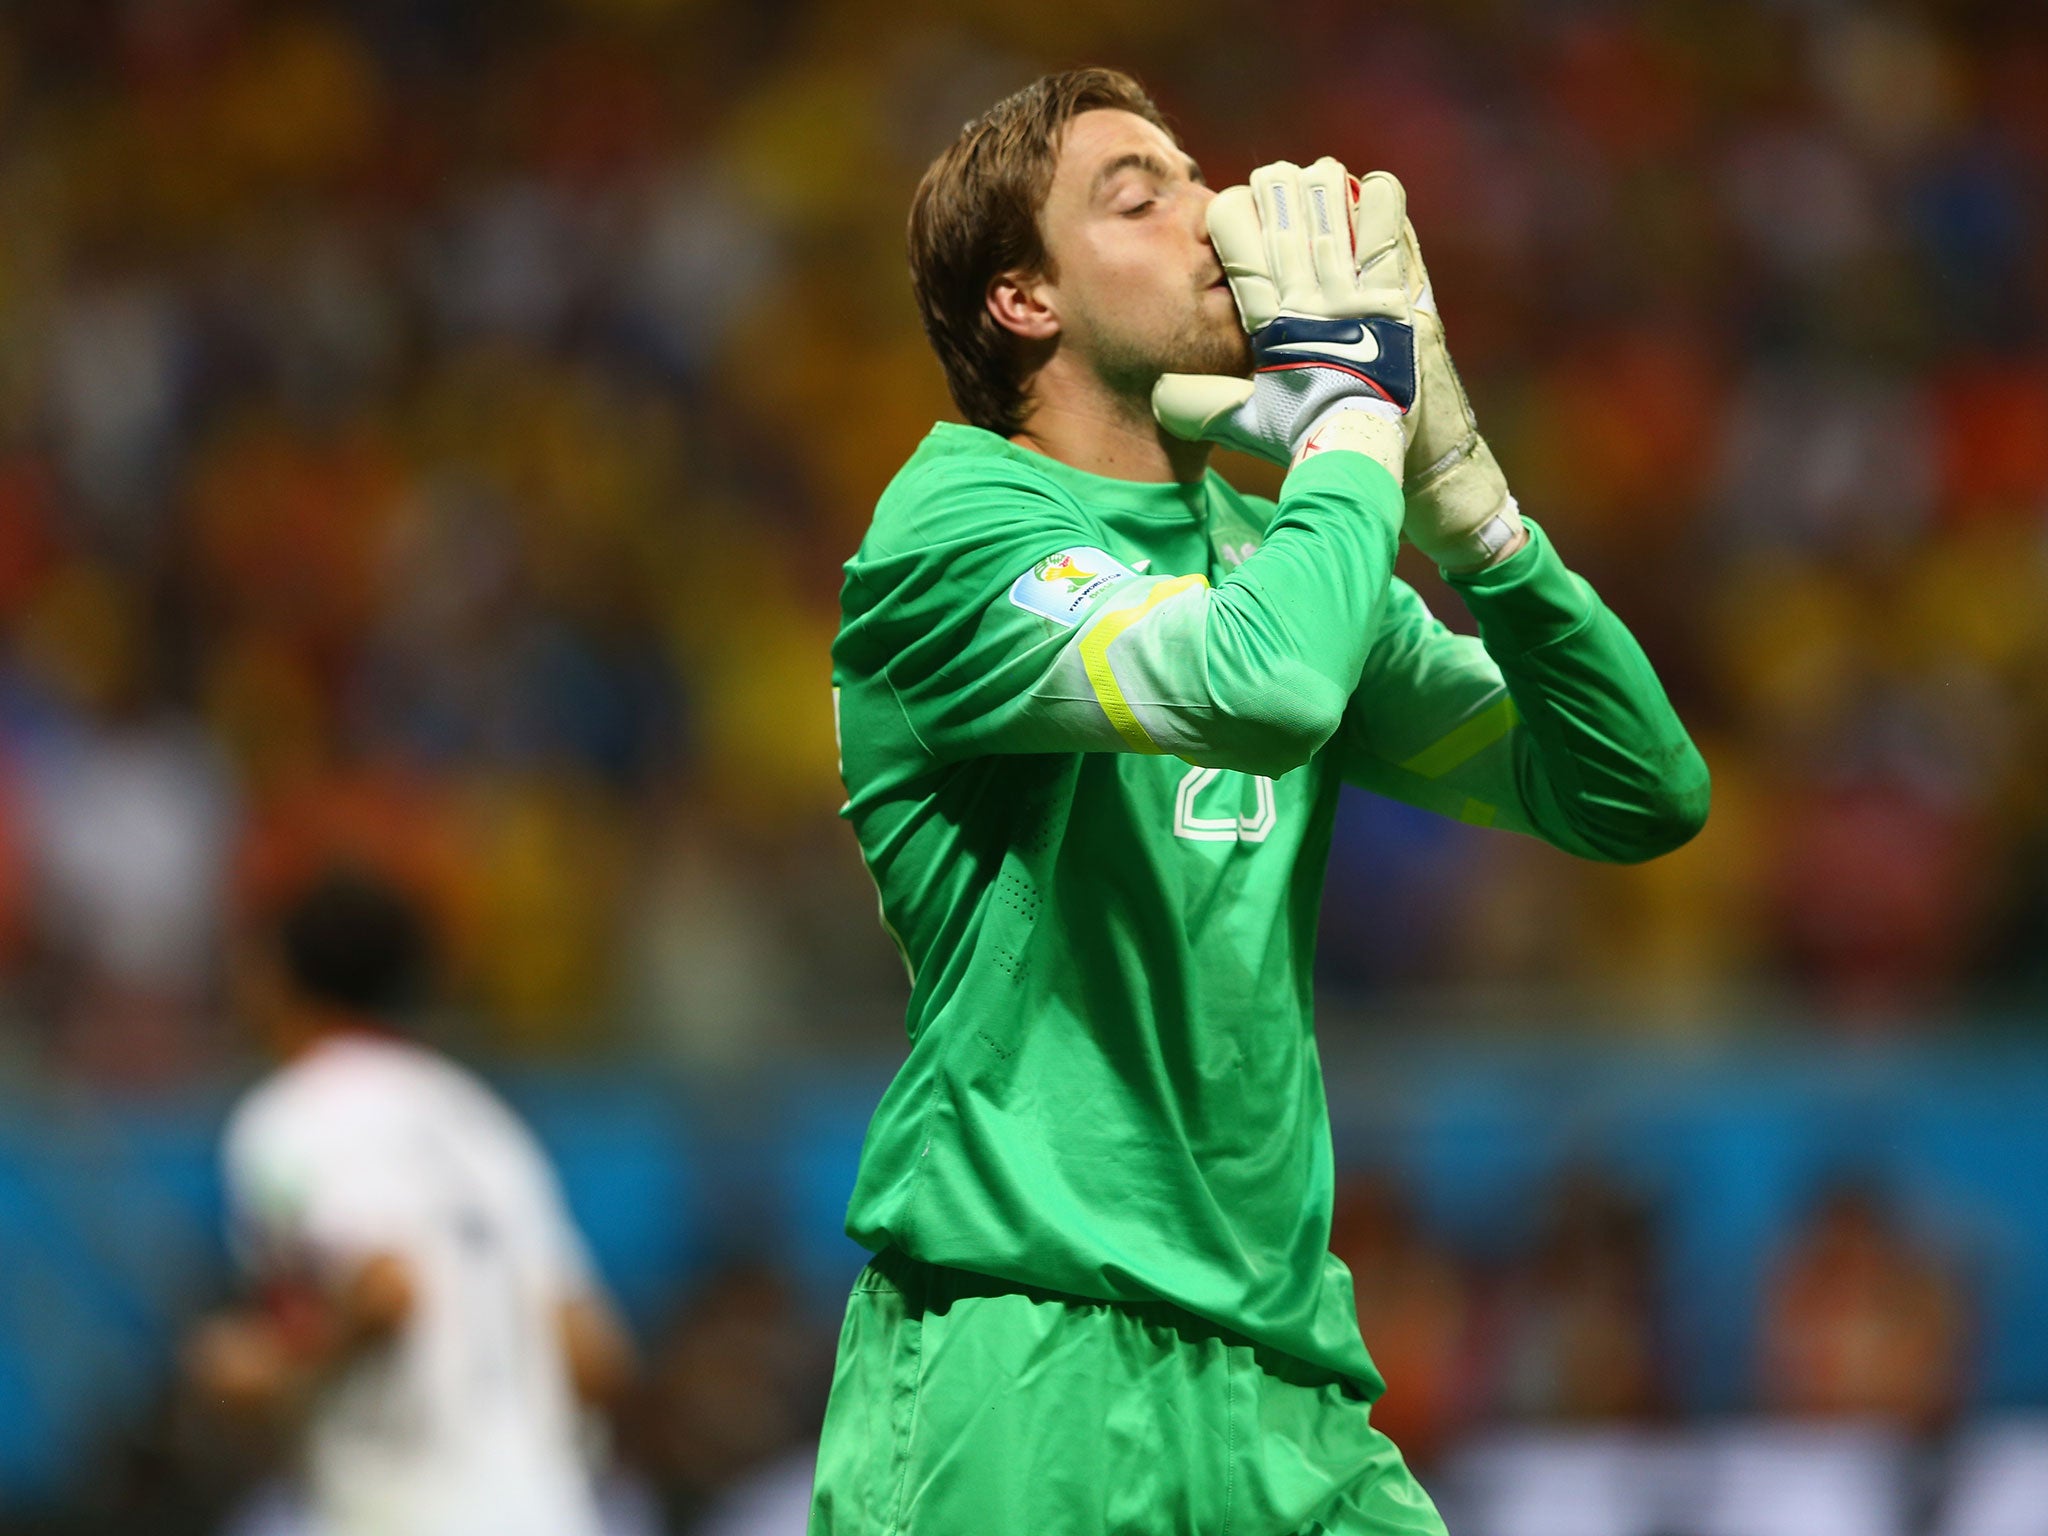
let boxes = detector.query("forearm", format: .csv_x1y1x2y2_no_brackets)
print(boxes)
1448,519,1709,861
189,1255,414,1423
1062,451,1404,774
1197,450,1406,765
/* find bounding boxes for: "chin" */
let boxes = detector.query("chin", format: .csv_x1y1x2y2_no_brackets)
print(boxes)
1181,324,1253,379
1136,305,1246,380
1099,309,1251,391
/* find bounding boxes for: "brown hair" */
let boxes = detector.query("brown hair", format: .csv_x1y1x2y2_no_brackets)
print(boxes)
907,69,1174,437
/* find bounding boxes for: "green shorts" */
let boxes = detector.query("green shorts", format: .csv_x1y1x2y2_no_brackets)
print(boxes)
807,1249,1447,1536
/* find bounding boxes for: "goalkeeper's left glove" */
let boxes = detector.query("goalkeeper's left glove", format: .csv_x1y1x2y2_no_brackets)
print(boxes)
1397,217,1525,571
1152,158,1416,485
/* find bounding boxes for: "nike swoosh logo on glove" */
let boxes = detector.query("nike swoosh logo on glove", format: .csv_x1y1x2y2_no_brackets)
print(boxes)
1262,325,1380,367
1250,314,1417,411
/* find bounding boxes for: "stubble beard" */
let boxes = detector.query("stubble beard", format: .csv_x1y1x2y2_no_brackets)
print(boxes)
1092,296,1253,408
1164,299,1255,379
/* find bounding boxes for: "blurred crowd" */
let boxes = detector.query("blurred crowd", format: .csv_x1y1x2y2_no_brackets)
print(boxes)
1336,1167,1970,1463
0,0,2043,1080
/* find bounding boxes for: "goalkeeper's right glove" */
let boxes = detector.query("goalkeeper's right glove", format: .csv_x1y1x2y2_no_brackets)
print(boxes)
1397,217,1525,571
1153,158,1415,484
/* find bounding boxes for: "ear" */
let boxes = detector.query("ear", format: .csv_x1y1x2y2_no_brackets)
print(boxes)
987,269,1060,342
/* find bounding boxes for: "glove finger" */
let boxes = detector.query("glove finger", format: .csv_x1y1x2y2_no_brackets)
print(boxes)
1300,157,1361,312
1401,217,1437,317
1206,185,1279,331
1152,372,1257,443
1350,170,1407,293
1251,161,1319,314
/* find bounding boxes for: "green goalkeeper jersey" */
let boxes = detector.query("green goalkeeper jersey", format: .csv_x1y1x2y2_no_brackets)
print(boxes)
831,422,1707,1389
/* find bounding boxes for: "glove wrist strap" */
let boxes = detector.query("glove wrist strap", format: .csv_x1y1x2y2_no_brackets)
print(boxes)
1435,497,1526,573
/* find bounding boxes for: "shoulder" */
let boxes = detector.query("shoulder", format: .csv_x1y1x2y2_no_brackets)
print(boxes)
221,1073,296,1181
424,1054,546,1160
224,1039,426,1165
366,1044,551,1172
840,428,1109,647
864,424,1090,557
220,1059,359,1200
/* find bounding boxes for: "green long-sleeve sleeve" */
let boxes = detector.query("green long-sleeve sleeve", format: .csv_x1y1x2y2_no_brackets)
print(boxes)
836,431,1403,778
1336,518,1709,862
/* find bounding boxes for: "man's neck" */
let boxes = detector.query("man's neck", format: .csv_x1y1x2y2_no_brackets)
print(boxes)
1009,367,1212,485
274,1005,394,1062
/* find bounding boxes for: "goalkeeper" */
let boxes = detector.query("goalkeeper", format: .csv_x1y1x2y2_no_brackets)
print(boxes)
814,68,1708,1536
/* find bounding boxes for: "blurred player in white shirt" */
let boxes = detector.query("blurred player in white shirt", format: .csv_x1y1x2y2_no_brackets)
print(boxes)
188,869,633,1536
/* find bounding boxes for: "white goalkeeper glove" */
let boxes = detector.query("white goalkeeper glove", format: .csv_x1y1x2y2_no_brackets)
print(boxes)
1398,217,1524,571
1152,158,1415,484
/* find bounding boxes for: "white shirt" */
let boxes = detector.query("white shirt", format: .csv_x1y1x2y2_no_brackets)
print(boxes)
222,1034,607,1536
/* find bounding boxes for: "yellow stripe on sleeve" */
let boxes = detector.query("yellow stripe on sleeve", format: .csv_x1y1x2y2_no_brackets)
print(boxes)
1079,574,1209,753
1398,694,1519,780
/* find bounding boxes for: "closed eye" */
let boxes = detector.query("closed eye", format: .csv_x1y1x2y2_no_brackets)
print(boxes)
1121,198,1156,217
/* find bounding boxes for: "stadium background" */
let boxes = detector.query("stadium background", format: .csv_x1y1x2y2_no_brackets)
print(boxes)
0,0,2046,1531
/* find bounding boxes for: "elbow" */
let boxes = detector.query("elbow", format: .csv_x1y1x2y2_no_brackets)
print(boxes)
1658,744,1715,851
1231,734,1330,780
1632,775,1712,862
1587,749,1712,864
1205,679,1346,777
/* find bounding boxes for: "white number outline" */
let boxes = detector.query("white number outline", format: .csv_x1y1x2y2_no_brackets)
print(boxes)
1174,767,1276,843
